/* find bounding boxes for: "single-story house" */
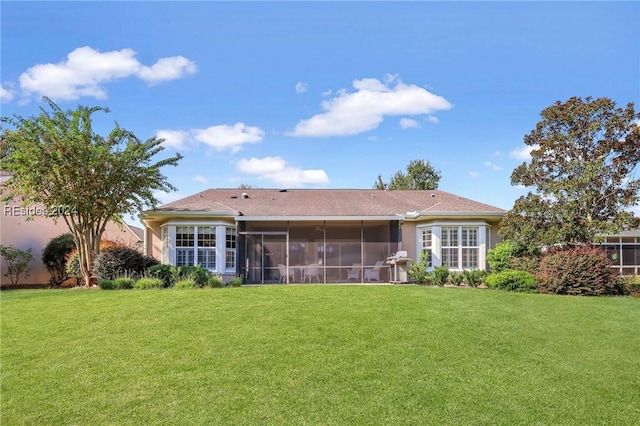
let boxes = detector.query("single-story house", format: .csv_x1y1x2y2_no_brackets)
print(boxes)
141,189,507,284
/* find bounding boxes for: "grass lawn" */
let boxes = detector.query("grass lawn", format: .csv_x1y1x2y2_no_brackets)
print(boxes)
1,286,639,425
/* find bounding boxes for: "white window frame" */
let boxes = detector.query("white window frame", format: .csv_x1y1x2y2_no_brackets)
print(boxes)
417,223,488,271
161,223,237,272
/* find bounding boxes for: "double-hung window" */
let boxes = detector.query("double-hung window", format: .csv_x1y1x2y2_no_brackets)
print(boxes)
176,226,195,267
419,227,433,267
197,226,217,269
441,226,460,269
225,227,236,269
461,227,479,269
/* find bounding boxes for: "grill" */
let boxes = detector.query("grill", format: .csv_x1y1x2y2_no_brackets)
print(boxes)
386,251,412,283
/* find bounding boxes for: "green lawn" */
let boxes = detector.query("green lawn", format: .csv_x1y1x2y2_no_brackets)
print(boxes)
1,286,639,425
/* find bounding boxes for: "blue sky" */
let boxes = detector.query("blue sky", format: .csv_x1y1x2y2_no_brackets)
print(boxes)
2,2,639,226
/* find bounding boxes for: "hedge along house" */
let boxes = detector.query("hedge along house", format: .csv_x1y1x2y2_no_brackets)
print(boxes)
141,189,506,284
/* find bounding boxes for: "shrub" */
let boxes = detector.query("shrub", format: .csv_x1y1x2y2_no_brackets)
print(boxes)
508,255,540,275
65,240,125,283
172,266,209,288
42,233,76,287
98,280,115,290
147,264,174,288
449,272,464,286
113,277,135,290
0,245,34,286
175,279,197,289
134,277,163,289
536,246,621,296
228,277,243,287
462,269,487,287
408,252,432,284
94,246,159,281
487,240,526,273
432,265,450,286
622,276,640,298
206,275,225,288
486,270,537,293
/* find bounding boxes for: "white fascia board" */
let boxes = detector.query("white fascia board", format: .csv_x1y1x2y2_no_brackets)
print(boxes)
140,210,239,220
236,215,401,222
403,211,505,220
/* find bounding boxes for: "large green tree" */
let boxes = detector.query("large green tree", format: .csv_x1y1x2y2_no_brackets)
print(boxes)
374,159,441,190
500,97,640,253
1,98,182,287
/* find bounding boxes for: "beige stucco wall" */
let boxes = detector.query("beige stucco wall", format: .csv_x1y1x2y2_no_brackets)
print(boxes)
1,203,142,286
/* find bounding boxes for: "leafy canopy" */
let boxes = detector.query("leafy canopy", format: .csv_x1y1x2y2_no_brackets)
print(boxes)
500,97,639,252
1,97,182,286
374,159,441,190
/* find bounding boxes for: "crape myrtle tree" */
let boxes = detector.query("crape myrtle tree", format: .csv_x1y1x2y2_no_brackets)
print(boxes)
374,159,441,190
0,98,182,287
500,97,640,253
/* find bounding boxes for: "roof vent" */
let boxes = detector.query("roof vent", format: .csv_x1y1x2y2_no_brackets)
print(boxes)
431,194,436,197
241,193,249,199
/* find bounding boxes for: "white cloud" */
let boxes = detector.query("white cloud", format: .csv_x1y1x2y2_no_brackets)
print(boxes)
426,115,440,124
288,76,452,137
468,171,480,178
17,46,196,101
295,81,308,94
399,118,420,129
484,161,503,171
137,56,197,85
156,129,189,150
0,84,15,103
510,144,539,161
192,123,264,153
321,89,332,96
192,175,208,184
237,156,329,187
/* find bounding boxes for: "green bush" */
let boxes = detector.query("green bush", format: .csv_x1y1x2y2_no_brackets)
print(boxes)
172,266,209,288
408,252,432,283
113,277,135,290
462,269,487,287
432,265,450,286
42,233,76,287
487,240,525,273
206,275,225,288
449,272,464,286
175,279,197,289
0,245,34,286
536,246,622,296
98,279,115,290
94,246,159,281
486,270,537,293
147,264,174,288
229,277,243,287
622,276,640,297
134,277,163,289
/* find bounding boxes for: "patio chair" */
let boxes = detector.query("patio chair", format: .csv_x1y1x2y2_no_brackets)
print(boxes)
346,263,361,282
364,260,385,282
304,263,322,283
278,264,293,283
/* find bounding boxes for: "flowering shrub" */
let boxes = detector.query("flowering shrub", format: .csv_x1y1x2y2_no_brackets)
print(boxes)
536,246,622,296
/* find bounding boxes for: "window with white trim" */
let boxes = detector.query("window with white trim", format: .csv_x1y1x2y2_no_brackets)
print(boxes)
441,226,459,269
225,227,236,269
419,227,433,267
197,226,216,269
166,225,236,271
461,227,479,269
176,226,195,267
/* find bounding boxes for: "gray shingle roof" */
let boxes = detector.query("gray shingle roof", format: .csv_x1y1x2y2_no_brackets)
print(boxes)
153,189,505,218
